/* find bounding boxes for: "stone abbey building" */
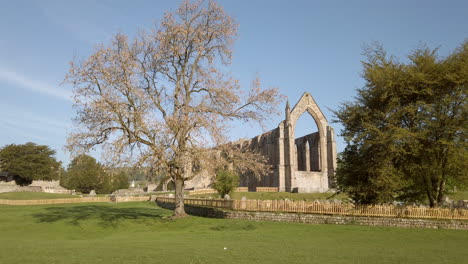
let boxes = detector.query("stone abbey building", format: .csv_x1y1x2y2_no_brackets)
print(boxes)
236,92,337,193
167,92,337,193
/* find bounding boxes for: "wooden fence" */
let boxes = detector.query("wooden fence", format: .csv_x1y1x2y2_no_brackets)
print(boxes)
255,187,279,192
188,187,248,196
156,197,468,220
0,196,149,206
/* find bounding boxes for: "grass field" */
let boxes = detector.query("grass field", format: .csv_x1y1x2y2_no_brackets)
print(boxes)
0,192,77,200
191,191,348,201
447,191,468,201
0,202,466,264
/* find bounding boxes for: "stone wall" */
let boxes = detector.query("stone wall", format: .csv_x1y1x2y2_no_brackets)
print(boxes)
0,180,69,194
0,182,42,193
237,128,280,191
30,180,70,193
113,188,146,196
295,132,320,171
293,171,328,193
155,200,468,230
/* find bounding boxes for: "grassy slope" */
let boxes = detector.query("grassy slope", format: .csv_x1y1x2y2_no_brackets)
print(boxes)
191,191,348,201
0,202,466,264
0,192,77,200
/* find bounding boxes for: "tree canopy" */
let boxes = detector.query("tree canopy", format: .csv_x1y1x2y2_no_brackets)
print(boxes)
212,169,239,198
335,41,468,207
65,1,281,216
0,142,61,185
61,154,129,194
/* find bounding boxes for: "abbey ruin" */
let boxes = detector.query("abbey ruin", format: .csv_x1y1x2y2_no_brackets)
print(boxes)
235,92,337,193
174,92,337,193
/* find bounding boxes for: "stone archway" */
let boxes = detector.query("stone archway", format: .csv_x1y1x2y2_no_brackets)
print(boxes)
288,93,329,174
166,180,175,191
200,92,337,193
280,92,336,192
292,112,322,172
158,178,176,191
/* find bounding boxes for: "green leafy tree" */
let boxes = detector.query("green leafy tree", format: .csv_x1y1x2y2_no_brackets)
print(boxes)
0,142,61,185
62,154,109,194
112,171,130,190
212,169,239,197
335,41,468,207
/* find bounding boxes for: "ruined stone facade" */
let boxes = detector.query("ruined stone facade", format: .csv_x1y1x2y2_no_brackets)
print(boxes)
237,92,337,193
0,180,71,194
162,92,337,193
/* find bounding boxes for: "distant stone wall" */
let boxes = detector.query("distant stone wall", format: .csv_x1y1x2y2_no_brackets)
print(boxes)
113,188,146,196
30,180,70,193
0,180,69,194
0,182,42,193
155,200,468,230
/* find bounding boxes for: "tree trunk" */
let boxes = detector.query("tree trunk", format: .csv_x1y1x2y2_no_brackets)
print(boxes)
423,174,436,208
436,158,448,207
173,175,187,217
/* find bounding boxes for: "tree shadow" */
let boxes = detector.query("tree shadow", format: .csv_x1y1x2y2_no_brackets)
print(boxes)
32,204,170,228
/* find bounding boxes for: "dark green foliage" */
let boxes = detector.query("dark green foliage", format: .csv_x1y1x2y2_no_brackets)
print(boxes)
0,142,61,184
335,41,468,206
113,171,130,190
61,154,105,194
61,155,130,194
212,169,239,197
61,155,112,194
166,180,175,191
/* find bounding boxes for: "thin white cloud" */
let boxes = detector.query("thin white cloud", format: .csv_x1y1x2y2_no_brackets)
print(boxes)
0,67,72,102
0,104,70,135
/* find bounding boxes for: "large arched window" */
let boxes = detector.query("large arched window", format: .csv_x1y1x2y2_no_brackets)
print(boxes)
293,112,321,172
166,180,175,191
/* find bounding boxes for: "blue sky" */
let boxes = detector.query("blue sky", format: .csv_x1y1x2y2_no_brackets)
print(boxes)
0,0,467,165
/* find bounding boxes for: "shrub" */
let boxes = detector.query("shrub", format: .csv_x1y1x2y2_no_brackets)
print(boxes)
212,170,239,198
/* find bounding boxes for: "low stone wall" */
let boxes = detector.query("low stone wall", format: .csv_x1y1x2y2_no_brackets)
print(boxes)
0,183,42,193
112,188,147,196
113,196,150,202
0,197,110,205
155,199,468,230
1,196,150,205
0,180,70,194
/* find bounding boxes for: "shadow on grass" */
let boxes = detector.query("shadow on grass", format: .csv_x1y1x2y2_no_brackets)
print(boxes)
210,223,257,231
32,204,170,228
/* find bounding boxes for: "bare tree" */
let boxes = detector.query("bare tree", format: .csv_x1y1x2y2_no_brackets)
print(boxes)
65,0,282,217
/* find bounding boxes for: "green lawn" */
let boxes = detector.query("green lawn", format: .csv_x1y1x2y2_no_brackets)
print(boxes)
0,202,466,264
191,191,348,201
0,192,77,200
447,191,468,201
